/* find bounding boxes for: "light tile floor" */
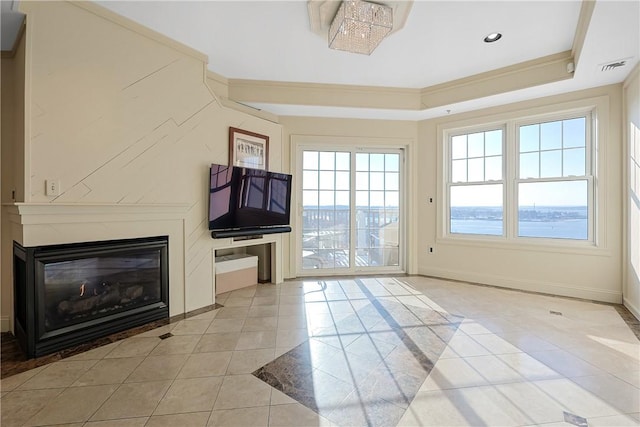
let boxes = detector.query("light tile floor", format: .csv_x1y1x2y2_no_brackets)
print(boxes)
1,276,639,426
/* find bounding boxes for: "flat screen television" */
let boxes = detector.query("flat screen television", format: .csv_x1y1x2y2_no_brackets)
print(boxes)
208,163,292,238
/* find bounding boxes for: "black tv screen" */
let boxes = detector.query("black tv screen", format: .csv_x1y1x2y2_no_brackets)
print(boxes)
208,163,292,232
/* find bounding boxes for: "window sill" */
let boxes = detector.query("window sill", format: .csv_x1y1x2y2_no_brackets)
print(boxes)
435,234,610,257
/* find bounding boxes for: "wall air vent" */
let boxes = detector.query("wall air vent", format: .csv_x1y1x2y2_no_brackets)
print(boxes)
600,58,629,71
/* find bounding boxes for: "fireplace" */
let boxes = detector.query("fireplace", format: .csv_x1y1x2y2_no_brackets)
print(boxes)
13,236,169,358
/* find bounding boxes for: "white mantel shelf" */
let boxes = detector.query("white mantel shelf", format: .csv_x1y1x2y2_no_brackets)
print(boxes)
5,203,192,225
3,201,285,317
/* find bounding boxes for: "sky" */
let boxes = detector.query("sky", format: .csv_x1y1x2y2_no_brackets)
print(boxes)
300,116,589,208
450,117,589,207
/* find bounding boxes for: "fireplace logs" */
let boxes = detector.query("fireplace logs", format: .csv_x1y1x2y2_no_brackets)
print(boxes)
56,282,145,317
13,236,169,358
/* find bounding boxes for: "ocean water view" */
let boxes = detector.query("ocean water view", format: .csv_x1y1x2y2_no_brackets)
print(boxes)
450,206,588,239
302,205,589,240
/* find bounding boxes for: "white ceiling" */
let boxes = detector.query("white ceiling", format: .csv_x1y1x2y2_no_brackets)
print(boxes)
97,0,587,88
5,1,640,120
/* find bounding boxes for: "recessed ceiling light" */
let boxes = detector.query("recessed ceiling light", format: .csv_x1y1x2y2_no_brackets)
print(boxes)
484,32,502,43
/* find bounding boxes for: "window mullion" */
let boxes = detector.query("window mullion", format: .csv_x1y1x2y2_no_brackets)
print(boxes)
444,108,595,245
506,122,516,239
350,150,356,269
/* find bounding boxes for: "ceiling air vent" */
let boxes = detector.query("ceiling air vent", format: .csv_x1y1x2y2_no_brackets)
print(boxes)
600,58,629,71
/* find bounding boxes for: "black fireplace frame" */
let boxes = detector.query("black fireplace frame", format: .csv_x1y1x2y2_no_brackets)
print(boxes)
13,236,169,358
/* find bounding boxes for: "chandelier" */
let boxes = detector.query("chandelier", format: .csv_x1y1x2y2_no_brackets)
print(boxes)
328,0,393,55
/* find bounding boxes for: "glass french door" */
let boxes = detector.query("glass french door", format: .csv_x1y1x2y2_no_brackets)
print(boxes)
299,148,403,274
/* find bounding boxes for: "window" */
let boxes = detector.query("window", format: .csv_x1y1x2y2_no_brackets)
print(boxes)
446,110,593,242
517,117,590,239
449,129,504,236
355,152,401,267
301,151,351,269
298,147,404,274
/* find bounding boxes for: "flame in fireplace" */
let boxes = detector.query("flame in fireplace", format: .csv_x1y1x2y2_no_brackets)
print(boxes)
80,283,86,297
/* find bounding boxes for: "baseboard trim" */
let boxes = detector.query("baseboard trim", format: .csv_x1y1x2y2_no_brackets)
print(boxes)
623,297,640,321
1,316,11,333
169,302,224,322
418,267,622,304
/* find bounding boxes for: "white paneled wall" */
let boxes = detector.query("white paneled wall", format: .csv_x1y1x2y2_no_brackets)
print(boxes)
0,1,284,331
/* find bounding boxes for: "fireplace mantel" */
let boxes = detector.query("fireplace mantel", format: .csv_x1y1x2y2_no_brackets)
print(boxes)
3,203,190,330
8,202,191,224
6,202,190,248
2,202,287,334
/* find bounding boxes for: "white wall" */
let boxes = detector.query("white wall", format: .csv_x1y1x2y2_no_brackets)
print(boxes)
624,65,640,318
417,85,624,303
0,1,285,331
279,116,418,277
1,30,26,331
1,1,632,334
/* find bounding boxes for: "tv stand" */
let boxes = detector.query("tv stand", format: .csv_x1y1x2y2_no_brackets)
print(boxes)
211,226,291,239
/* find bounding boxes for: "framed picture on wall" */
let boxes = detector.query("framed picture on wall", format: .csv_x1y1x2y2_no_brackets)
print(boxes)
229,127,269,170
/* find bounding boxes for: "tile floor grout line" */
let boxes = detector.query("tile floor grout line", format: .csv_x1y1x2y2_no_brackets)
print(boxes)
365,277,492,427
315,278,374,426
2,277,638,427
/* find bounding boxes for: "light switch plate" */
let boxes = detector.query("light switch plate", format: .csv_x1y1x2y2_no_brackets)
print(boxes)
45,179,60,196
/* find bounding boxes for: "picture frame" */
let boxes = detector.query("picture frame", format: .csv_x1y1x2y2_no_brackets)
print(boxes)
229,127,269,170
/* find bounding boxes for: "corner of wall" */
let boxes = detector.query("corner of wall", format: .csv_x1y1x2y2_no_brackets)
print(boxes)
622,63,640,318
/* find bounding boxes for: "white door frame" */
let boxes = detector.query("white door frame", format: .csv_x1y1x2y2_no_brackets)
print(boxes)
293,141,407,277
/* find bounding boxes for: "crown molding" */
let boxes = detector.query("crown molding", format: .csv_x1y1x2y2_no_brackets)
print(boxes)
623,61,640,89
227,50,575,113
206,70,229,86
572,0,596,68
206,69,230,99
228,79,421,110
420,50,575,109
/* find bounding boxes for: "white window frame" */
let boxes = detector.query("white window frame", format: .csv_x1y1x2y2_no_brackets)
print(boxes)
294,143,407,276
446,125,507,239
439,102,603,251
513,111,595,243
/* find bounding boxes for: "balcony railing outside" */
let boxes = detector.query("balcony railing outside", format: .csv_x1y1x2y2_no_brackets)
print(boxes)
302,207,399,269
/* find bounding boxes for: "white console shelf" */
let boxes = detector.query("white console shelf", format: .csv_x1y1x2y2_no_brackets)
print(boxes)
215,254,258,294
211,233,284,296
